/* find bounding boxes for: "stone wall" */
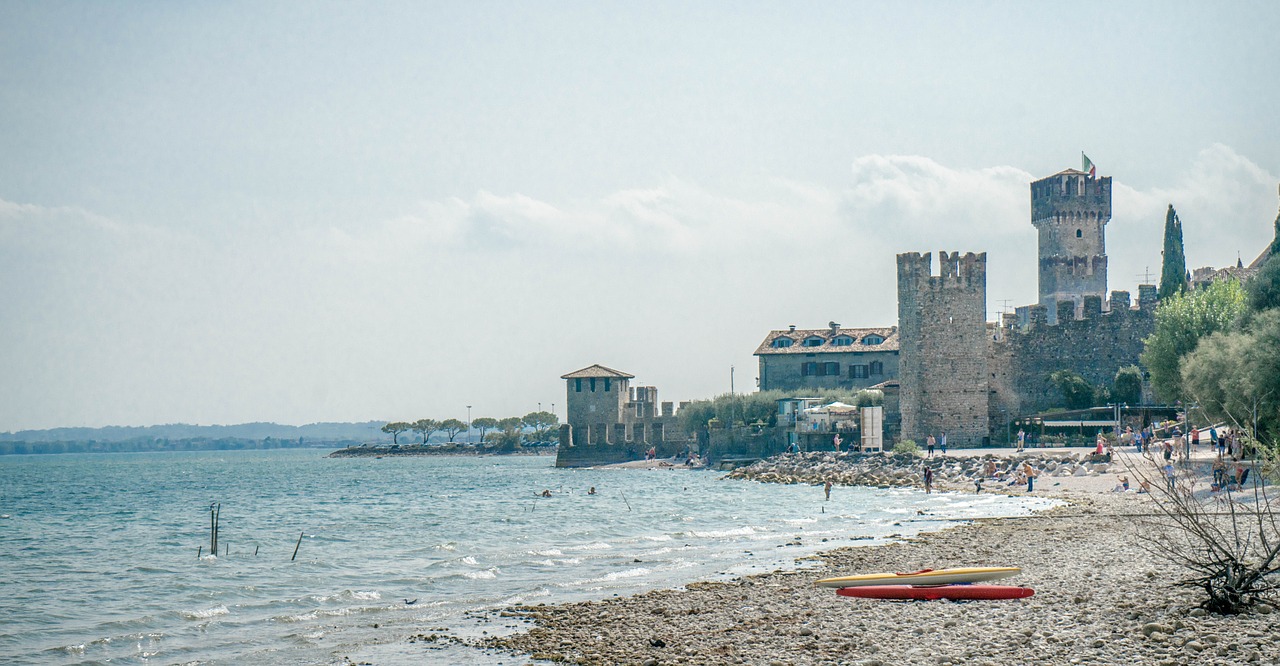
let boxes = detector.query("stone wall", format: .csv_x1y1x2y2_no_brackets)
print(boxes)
896,251,990,447
989,290,1155,421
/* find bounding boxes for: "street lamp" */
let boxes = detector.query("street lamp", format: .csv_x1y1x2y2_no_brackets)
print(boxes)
467,405,472,443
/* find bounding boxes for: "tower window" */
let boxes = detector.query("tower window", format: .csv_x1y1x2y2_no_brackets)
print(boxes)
604,378,611,392
590,378,597,392
575,378,582,392
1076,229,1082,238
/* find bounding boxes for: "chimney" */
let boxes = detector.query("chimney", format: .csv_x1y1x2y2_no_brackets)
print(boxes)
829,321,840,332
788,324,796,332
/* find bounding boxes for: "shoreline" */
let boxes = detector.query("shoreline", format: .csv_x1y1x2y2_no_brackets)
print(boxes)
456,449,1279,665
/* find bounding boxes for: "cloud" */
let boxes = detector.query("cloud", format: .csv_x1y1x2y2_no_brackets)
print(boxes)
1,145,1275,430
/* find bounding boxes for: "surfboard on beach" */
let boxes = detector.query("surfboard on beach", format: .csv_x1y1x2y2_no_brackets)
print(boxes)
815,566,1021,588
836,584,1034,600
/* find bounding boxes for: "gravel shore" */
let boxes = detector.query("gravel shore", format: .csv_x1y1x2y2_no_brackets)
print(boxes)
462,451,1279,665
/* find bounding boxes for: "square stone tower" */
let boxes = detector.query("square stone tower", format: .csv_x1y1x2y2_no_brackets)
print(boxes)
1031,169,1111,323
561,364,633,445
896,251,989,447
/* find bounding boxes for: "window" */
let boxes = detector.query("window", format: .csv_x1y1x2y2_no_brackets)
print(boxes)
590,377,597,392
870,361,884,376
861,335,884,345
575,378,582,392
1076,228,1082,238
831,335,853,346
851,365,869,379
604,378,611,392
823,362,840,376
802,337,824,347
801,362,818,376
772,337,794,348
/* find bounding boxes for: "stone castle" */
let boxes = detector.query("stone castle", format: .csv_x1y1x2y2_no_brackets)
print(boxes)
557,164,1189,464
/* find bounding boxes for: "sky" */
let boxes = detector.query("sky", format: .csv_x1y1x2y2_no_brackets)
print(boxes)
2,1,1278,432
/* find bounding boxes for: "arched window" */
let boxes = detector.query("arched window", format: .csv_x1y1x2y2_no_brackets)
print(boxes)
861,335,885,346
802,337,824,347
772,337,794,348
1076,228,1082,238
831,335,854,346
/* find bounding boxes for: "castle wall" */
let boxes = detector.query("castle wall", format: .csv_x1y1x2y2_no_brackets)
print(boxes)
989,290,1155,421
556,381,694,467
897,251,990,447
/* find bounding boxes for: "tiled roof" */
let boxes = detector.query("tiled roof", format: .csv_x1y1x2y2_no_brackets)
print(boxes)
753,326,899,356
1046,168,1089,178
561,364,635,380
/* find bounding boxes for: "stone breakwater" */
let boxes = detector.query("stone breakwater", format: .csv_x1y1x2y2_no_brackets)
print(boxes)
725,450,1117,490
472,494,1280,665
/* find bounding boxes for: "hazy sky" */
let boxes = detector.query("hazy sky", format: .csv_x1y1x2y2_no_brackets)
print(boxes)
2,2,1278,431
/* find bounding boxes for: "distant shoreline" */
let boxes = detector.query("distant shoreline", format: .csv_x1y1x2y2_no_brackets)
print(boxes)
327,445,557,458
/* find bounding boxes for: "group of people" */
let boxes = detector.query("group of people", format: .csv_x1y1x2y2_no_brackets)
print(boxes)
924,432,947,457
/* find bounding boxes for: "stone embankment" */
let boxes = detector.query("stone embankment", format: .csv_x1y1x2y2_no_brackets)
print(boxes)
725,450,1117,490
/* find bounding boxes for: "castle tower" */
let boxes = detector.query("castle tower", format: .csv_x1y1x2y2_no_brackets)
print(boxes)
896,251,990,447
561,364,634,445
1031,169,1111,323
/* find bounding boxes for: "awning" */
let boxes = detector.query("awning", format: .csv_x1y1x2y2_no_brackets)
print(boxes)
1041,420,1118,428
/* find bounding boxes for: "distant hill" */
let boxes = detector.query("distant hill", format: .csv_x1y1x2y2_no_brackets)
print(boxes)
0,421,394,455
0,421,393,443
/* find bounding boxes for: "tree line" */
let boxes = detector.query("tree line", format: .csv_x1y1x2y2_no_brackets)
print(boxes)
1139,202,1280,443
379,411,560,448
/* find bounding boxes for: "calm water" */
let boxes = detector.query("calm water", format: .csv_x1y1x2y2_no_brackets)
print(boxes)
0,450,1054,665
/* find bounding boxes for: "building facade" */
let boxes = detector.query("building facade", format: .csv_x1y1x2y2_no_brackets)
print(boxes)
754,324,899,392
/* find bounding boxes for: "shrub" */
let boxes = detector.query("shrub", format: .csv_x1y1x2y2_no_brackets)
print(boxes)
893,439,919,455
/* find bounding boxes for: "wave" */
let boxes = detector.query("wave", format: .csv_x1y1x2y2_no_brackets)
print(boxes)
688,526,756,538
180,605,229,620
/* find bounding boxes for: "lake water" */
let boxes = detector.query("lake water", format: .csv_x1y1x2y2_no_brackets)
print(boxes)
0,450,1054,665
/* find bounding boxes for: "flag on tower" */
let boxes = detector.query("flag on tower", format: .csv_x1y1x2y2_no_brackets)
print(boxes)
1082,152,1096,178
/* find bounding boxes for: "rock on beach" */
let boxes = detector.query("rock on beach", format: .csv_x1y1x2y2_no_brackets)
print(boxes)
469,452,1280,665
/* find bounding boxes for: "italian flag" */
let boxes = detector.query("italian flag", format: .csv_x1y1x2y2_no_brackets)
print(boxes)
1082,152,1096,178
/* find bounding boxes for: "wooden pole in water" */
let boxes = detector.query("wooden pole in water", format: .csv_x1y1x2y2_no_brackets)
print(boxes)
214,503,221,556
254,545,259,556
210,505,216,555
198,545,202,558
291,532,304,561
620,491,632,512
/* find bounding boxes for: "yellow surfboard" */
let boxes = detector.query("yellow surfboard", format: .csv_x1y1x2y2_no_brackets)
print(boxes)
815,566,1021,588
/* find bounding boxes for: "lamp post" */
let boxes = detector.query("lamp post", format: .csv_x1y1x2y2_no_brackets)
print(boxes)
466,405,472,443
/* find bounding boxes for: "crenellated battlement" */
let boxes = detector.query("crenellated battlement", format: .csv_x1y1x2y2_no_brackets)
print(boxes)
896,251,987,292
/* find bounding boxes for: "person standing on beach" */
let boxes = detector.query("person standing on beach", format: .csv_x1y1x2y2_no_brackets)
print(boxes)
1164,463,1176,492
1016,428,1026,452
926,434,936,458
923,467,934,494
824,479,832,501
940,432,947,455
1022,462,1036,492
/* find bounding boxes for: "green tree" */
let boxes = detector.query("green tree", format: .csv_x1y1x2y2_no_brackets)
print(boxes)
1159,204,1189,300
1112,365,1143,405
1049,370,1096,410
380,421,410,445
854,389,884,407
439,418,467,442
470,417,498,443
521,411,559,442
1141,278,1247,402
410,418,440,445
496,417,524,450
1247,257,1280,313
1182,309,1280,441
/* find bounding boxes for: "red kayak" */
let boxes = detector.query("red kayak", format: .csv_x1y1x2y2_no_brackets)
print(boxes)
836,585,1034,600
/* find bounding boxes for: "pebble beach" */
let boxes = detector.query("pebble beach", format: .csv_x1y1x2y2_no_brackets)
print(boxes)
461,448,1280,665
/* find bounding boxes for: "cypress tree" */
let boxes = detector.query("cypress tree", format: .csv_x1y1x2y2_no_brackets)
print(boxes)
1158,204,1188,300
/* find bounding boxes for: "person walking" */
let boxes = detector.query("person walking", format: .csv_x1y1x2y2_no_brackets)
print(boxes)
824,479,832,501
926,434,936,458
939,432,947,455
923,466,934,494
